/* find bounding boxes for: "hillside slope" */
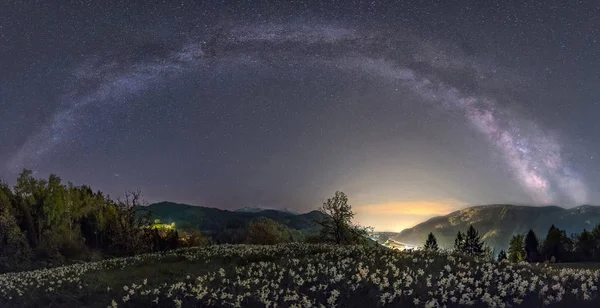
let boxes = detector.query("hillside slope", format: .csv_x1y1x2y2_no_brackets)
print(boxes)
140,202,325,236
235,207,300,215
384,204,600,250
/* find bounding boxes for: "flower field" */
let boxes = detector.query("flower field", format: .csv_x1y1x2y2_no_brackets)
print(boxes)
1,244,600,307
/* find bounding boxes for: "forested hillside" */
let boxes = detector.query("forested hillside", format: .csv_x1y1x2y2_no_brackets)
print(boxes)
142,201,325,240
385,204,600,250
0,170,328,272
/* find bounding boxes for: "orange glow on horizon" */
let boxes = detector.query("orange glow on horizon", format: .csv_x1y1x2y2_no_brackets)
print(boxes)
353,199,465,232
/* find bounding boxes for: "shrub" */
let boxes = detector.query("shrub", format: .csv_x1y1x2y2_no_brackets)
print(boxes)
0,208,33,272
244,217,285,245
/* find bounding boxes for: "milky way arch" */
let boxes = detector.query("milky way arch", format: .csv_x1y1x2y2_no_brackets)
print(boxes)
9,22,587,205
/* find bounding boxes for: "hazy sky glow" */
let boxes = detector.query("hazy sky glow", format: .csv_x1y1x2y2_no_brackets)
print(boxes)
1,1,599,231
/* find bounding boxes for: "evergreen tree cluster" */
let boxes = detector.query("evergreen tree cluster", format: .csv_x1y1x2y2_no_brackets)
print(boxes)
424,226,490,258
422,222,600,265
504,224,600,263
453,225,485,256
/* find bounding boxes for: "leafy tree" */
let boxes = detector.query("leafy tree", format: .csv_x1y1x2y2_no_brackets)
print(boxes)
180,229,210,247
508,234,525,262
38,174,72,259
524,229,540,263
497,249,507,262
423,232,438,251
0,207,32,271
14,169,47,248
454,231,464,252
316,191,371,245
44,174,68,231
0,182,15,214
244,217,285,245
0,169,194,269
165,230,179,250
463,225,484,256
214,219,248,244
10,171,93,260
104,191,153,255
281,226,306,242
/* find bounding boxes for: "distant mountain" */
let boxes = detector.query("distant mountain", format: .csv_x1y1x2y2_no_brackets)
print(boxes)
378,204,600,251
235,206,300,215
140,202,324,237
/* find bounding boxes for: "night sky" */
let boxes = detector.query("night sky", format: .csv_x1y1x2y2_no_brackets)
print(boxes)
1,1,599,231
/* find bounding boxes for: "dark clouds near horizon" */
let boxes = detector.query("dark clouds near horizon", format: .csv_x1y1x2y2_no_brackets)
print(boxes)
1,1,599,213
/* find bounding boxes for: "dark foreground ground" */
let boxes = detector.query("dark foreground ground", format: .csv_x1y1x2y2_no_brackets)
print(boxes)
1,244,600,307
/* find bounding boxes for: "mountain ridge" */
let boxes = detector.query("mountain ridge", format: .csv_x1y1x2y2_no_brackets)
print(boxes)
376,204,600,251
235,206,301,215
142,202,600,251
140,201,325,239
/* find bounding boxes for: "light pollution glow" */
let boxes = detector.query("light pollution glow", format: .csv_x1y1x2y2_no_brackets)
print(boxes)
354,199,466,232
7,22,588,223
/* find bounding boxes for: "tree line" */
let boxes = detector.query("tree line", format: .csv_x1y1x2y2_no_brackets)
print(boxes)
423,223,600,264
241,191,372,246
192,191,371,246
423,225,491,258
0,170,369,272
501,224,600,263
0,170,213,272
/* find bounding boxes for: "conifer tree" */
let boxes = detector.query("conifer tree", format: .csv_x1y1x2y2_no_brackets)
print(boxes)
508,234,525,262
576,229,595,261
423,232,438,251
454,231,464,252
524,229,540,262
497,249,507,262
542,224,569,262
463,225,484,255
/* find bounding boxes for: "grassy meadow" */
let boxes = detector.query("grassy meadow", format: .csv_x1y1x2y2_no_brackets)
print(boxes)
1,244,600,307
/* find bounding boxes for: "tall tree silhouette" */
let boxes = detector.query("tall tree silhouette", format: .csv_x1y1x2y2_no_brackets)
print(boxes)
317,191,371,244
508,234,525,262
423,232,438,251
463,225,484,256
524,229,540,262
576,229,595,261
497,250,507,262
542,225,569,262
454,231,464,252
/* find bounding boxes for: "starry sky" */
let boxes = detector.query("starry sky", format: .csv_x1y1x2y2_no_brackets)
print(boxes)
1,1,599,231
